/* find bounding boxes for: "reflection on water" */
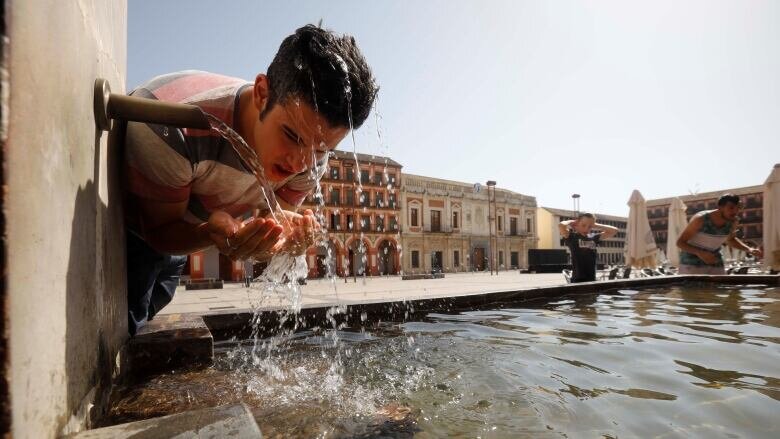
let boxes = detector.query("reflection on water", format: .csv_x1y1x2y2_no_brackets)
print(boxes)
108,284,780,438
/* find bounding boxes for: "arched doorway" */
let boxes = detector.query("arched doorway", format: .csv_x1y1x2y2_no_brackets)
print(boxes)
377,240,398,275
315,240,339,278
348,239,369,276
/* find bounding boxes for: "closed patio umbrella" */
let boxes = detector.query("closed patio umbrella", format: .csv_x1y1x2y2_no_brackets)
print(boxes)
721,244,733,262
625,190,658,268
666,197,688,266
764,163,780,271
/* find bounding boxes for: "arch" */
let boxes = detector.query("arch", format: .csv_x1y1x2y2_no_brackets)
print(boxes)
312,239,342,278
377,239,400,275
345,236,373,276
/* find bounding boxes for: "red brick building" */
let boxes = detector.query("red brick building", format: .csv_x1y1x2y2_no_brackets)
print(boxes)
183,151,403,281
646,185,763,250
301,151,403,278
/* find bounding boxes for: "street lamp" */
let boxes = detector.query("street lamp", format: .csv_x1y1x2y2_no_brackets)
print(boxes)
572,193,581,215
487,180,497,275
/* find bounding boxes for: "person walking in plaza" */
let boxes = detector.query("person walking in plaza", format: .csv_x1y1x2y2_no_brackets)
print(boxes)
676,194,762,274
559,213,619,283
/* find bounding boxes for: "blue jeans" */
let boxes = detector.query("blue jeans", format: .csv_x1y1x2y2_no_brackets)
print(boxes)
126,231,187,335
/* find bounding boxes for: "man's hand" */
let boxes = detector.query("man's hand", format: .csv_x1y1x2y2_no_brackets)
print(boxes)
207,211,284,261
697,250,719,265
269,209,322,256
749,247,763,259
559,220,574,238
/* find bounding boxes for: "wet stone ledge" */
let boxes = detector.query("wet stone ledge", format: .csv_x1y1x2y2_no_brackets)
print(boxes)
127,314,214,379
65,403,261,438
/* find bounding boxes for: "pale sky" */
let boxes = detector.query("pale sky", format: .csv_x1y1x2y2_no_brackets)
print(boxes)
128,0,779,216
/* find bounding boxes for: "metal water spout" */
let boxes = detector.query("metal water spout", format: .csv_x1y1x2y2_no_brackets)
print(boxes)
93,78,211,131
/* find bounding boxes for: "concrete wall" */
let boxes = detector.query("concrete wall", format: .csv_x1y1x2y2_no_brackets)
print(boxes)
4,1,127,437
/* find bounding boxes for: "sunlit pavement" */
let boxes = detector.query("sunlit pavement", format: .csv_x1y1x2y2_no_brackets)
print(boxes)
159,271,567,315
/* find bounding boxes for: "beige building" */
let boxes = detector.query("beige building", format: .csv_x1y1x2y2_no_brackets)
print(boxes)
400,174,538,273
537,207,628,266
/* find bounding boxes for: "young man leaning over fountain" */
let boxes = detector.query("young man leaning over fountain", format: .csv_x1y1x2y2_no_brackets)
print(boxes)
676,194,762,275
122,25,378,335
559,213,619,283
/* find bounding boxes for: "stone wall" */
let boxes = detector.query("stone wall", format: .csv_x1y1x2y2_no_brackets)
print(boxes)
3,0,127,437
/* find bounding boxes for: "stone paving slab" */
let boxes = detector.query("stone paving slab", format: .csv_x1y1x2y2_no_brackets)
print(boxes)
160,272,567,315
66,403,261,438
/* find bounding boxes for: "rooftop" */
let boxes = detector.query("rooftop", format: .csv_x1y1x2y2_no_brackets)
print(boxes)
645,185,763,207
331,150,402,168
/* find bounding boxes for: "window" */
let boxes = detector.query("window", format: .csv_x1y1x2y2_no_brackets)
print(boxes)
375,192,384,208
452,211,459,229
373,172,382,186
330,167,340,180
431,210,441,232
346,190,354,206
360,170,370,184
330,188,340,206
389,216,399,232
388,173,397,186
361,191,371,207
346,167,354,182
411,250,420,268
375,216,384,231
389,193,397,208
526,218,532,233
499,251,504,266
454,250,460,267
361,216,371,232
329,213,340,230
510,217,518,235
497,215,503,232
411,208,419,227
346,214,354,230
510,251,519,268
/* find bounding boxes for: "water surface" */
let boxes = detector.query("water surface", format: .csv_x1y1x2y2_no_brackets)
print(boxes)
108,284,780,438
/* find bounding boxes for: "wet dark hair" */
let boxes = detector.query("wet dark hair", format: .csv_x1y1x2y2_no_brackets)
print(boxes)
263,25,378,129
717,193,741,207
578,212,596,221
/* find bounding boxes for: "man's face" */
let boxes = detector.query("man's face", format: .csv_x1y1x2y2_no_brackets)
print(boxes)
252,97,348,183
719,202,741,221
573,217,595,235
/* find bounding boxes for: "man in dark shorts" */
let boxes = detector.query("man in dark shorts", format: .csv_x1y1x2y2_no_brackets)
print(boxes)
559,213,618,283
123,25,378,334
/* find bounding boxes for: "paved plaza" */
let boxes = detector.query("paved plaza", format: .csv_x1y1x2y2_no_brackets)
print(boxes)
160,272,567,315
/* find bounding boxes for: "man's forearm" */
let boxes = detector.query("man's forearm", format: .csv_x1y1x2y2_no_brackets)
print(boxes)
144,220,212,255
594,223,618,232
727,236,753,252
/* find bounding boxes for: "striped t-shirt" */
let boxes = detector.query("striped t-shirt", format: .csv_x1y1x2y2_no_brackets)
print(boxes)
124,70,325,231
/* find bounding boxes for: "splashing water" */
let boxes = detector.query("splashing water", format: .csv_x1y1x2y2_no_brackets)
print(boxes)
205,113,283,225
201,51,384,410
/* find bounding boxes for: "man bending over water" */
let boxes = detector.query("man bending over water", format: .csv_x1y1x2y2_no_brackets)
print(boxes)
676,193,762,274
123,25,378,334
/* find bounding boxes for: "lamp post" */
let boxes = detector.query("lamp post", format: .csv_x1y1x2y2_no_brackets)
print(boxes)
487,180,497,275
572,193,581,215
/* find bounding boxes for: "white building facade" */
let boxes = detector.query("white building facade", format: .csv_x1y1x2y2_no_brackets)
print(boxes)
400,174,538,273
